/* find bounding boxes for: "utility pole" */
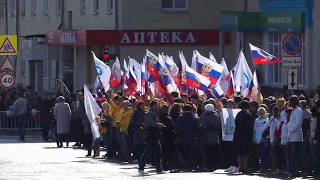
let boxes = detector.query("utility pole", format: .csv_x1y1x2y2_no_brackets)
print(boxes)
242,0,248,52
114,0,120,60
4,0,8,35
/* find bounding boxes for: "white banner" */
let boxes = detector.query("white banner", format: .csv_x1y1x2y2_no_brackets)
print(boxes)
220,108,241,140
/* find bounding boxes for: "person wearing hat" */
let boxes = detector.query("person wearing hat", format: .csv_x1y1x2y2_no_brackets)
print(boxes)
70,92,85,148
199,103,221,171
191,95,203,117
54,96,72,148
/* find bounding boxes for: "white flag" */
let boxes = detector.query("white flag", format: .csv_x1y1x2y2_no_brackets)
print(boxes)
84,84,101,141
92,51,111,91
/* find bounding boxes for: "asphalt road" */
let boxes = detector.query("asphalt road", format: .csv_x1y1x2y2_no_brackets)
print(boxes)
0,135,309,180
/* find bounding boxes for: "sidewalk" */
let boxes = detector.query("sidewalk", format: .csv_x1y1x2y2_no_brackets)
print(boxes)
0,135,44,143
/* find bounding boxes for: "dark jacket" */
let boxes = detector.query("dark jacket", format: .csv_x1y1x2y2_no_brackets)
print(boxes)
159,113,175,143
234,110,253,148
199,111,221,145
144,109,161,143
130,109,146,145
175,111,198,145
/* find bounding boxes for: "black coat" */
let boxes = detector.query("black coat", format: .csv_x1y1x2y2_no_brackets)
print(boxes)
159,113,175,143
234,110,253,153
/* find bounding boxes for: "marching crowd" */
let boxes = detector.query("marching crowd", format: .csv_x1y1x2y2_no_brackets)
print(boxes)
48,88,320,177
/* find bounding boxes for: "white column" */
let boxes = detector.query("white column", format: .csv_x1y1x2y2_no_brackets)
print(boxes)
73,45,77,93
59,46,63,91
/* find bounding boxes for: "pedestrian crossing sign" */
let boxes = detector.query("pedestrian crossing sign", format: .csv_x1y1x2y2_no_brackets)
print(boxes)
0,35,17,55
0,56,15,72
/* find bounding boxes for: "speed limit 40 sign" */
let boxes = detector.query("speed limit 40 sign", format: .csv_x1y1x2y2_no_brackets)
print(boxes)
0,73,15,88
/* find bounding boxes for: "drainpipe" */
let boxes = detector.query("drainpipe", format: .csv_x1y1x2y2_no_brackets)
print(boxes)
242,0,248,53
57,0,64,92
15,0,19,79
114,0,120,59
58,0,65,30
4,0,8,35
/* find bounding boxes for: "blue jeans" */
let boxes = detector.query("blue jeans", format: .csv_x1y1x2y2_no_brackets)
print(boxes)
257,143,268,170
120,132,130,160
16,114,27,139
102,133,111,154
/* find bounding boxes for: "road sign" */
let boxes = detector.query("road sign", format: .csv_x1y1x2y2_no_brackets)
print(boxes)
282,34,302,55
0,56,15,72
0,36,17,55
287,68,298,90
282,56,302,67
0,73,15,88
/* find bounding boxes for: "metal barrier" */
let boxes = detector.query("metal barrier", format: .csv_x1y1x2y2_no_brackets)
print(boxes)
0,111,42,134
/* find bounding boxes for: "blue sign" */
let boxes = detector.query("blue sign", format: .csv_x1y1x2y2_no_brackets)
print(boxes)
244,73,250,88
96,65,103,76
282,34,302,55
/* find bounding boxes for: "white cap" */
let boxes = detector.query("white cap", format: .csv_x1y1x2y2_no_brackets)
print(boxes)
205,104,215,112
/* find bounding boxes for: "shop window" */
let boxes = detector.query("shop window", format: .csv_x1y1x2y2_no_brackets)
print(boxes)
162,0,187,9
267,32,281,84
266,32,305,85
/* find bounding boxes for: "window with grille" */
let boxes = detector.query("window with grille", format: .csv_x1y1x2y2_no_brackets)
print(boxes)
266,32,305,85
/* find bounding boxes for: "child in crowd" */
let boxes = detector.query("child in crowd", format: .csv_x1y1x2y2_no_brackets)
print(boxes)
281,108,293,175
254,107,269,173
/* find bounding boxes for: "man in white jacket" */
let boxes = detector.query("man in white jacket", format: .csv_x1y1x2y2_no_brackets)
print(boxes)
287,95,303,176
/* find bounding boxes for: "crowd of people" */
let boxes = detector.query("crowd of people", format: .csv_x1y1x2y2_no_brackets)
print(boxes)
48,88,320,178
5,86,320,178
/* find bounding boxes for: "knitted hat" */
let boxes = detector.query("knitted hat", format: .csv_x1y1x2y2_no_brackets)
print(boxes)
276,98,285,107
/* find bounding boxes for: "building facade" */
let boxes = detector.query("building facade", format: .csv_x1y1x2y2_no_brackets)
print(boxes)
0,0,253,95
220,0,317,95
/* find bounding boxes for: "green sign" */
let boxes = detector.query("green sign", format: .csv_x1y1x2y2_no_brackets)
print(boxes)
220,12,260,32
261,12,305,32
219,12,305,32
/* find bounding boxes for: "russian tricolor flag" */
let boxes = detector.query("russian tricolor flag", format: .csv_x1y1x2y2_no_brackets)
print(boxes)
194,50,224,85
146,50,161,82
249,43,282,65
226,69,235,98
185,64,211,92
110,57,123,87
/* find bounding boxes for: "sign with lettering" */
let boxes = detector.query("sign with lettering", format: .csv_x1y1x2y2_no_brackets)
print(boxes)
60,32,77,43
45,30,86,45
120,32,196,44
86,30,230,46
281,56,302,67
220,12,305,33
219,12,260,32
45,30,230,46
261,12,305,32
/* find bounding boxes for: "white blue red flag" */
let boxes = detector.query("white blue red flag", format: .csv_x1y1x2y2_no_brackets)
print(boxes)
110,57,123,87
185,64,211,92
194,50,224,85
249,43,281,65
